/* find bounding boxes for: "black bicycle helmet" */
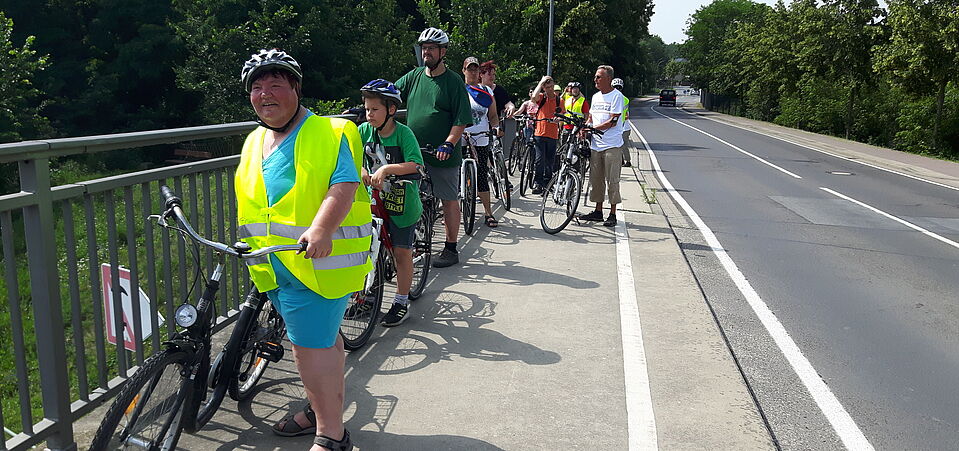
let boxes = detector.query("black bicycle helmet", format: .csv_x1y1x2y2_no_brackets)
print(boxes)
417,27,450,46
240,49,303,93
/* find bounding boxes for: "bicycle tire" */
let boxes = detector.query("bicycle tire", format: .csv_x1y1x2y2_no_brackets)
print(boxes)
90,349,191,451
462,166,477,235
496,152,512,211
409,194,435,300
519,149,533,198
507,137,522,176
229,294,285,401
340,247,385,350
540,170,582,234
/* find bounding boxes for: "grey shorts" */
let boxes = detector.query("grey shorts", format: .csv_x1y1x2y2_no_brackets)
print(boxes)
425,163,460,201
387,220,415,249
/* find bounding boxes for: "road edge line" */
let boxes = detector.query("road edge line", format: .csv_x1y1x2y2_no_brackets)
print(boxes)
615,210,659,451
633,124,875,451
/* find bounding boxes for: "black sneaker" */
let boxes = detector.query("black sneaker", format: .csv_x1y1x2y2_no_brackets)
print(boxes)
432,248,459,268
579,210,604,222
531,185,543,195
344,299,374,320
381,302,409,327
604,213,617,227
623,162,632,167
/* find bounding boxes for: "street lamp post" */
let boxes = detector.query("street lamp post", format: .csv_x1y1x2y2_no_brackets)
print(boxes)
547,0,554,75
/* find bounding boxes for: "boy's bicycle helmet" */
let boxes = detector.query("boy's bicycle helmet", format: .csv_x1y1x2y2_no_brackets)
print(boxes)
360,79,403,104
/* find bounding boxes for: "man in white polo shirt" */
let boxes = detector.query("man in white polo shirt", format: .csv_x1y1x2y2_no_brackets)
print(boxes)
579,65,625,227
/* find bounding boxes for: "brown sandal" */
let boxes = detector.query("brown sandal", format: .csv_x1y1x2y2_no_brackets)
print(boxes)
272,402,316,437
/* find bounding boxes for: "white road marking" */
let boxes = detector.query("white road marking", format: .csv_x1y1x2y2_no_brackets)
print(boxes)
615,210,659,451
632,121,875,451
649,107,803,179
820,187,959,250
677,106,959,192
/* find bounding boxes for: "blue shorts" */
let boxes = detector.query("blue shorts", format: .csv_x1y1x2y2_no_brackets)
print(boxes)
265,255,350,349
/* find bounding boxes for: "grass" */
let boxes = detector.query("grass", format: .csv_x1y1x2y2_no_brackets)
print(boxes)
0,140,251,437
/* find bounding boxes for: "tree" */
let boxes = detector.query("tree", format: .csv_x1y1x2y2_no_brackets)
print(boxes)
0,11,52,143
794,0,883,139
875,0,959,152
681,0,768,93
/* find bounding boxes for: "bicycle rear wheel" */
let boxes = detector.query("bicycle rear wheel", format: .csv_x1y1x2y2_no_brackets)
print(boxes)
462,165,477,235
91,349,191,451
409,193,435,300
540,169,582,234
340,247,385,350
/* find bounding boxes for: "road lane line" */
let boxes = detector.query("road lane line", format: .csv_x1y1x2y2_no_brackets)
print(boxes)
633,123,875,451
820,187,959,250
648,107,803,179
677,107,959,192
615,210,659,451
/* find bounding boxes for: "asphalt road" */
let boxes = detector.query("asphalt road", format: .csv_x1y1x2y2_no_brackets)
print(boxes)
632,96,959,450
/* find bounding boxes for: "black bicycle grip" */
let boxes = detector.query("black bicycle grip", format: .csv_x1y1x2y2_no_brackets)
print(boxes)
390,173,423,182
160,185,181,208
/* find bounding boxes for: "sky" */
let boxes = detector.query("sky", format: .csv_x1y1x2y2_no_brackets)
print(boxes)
648,0,887,45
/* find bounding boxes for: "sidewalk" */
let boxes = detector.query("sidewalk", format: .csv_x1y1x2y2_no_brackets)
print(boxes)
679,102,959,191
71,128,774,450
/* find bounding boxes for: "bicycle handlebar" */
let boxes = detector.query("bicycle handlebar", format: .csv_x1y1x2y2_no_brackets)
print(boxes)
156,186,306,258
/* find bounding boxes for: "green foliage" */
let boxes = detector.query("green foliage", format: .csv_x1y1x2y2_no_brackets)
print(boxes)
683,0,959,159
0,12,53,144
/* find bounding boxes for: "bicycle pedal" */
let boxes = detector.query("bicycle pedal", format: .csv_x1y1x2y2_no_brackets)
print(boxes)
256,341,285,363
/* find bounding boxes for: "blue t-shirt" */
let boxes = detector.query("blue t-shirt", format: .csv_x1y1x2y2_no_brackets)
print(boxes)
262,110,361,205
260,110,360,304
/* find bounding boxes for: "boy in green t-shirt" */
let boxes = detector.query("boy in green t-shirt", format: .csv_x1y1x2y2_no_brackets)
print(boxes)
357,79,424,326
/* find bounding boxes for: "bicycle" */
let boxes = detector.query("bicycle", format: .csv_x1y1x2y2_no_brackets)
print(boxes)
506,115,532,176
540,115,604,234
340,143,436,350
484,131,512,212
91,186,294,450
514,117,552,198
457,133,480,235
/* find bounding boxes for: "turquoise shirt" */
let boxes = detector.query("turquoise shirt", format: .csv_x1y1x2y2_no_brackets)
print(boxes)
261,110,358,315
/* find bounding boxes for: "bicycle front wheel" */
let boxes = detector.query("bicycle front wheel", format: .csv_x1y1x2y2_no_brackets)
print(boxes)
90,349,191,451
409,194,435,300
519,149,534,198
229,294,285,401
540,170,582,234
462,165,477,235
340,247,385,350
507,137,522,176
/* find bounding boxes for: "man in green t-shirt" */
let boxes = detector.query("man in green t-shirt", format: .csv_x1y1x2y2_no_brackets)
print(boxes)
395,27,473,268
357,79,424,326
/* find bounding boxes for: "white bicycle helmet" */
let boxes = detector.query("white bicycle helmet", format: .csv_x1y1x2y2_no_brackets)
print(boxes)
611,78,624,89
417,27,450,46
241,49,303,92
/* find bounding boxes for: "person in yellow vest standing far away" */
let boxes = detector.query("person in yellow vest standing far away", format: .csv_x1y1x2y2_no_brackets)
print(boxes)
237,49,370,451
562,81,591,143
611,78,631,167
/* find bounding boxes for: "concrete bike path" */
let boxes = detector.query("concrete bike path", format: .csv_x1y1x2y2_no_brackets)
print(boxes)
73,126,772,450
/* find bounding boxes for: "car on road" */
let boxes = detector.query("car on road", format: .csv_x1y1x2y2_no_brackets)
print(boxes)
659,89,676,106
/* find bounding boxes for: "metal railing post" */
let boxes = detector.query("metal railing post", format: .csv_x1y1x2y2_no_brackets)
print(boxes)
18,158,77,451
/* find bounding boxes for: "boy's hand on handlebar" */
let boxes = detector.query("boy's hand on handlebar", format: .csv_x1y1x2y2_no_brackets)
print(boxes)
298,227,333,259
371,167,388,190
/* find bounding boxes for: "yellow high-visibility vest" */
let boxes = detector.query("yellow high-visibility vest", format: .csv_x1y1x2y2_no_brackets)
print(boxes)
235,115,372,299
565,95,586,117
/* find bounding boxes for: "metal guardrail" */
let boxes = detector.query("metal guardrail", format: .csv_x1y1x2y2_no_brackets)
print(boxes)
0,118,299,451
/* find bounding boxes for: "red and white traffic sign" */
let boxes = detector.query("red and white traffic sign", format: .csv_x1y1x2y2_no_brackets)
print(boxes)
101,264,164,351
